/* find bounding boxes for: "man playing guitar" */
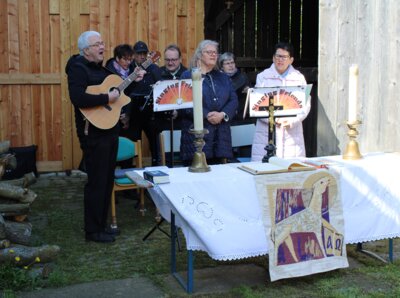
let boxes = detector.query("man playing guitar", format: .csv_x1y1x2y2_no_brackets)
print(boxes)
65,31,145,243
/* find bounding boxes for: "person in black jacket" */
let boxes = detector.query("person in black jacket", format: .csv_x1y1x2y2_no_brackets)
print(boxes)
218,52,253,125
158,44,188,131
128,41,162,166
65,31,143,243
160,44,187,80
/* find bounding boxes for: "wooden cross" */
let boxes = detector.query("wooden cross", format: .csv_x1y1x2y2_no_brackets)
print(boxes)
262,95,283,162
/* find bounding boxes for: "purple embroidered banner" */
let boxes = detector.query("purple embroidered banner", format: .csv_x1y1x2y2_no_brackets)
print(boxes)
254,170,348,281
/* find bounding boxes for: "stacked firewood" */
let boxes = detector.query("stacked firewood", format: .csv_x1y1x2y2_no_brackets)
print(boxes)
0,140,59,276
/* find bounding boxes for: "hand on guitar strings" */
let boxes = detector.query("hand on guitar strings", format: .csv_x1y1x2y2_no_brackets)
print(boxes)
134,67,146,82
108,89,120,104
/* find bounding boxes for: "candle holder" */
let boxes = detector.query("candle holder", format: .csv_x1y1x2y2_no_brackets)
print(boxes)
343,120,363,160
188,128,211,173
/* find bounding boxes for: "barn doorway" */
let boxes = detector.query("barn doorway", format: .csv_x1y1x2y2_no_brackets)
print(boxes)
204,0,319,157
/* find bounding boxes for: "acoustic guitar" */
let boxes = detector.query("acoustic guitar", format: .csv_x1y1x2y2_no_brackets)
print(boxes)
81,51,161,129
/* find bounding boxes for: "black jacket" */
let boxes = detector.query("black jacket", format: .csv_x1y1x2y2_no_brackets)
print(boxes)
160,64,187,80
65,54,119,138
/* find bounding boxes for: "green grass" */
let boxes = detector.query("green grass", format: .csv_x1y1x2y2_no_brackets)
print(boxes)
1,173,400,297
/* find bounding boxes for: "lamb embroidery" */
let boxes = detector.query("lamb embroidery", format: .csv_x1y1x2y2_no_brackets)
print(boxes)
271,173,344,266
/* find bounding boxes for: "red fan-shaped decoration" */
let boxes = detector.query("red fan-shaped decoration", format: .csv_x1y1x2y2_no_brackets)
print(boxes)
156,81,193,105
256,92,302,111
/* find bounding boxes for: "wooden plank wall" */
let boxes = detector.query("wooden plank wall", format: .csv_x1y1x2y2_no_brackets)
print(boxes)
318,0,400,155
0,0,204,171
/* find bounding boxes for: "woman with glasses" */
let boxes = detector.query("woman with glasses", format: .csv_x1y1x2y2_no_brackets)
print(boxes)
105,44,135,131
179,40,238,165
218,52,252,125
251,42,311,161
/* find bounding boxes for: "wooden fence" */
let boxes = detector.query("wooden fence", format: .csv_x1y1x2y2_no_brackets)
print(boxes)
0,0,204,171
318,0,400,155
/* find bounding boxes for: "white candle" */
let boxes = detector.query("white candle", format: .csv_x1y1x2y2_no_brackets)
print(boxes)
191,68,203,130
348,64,359,123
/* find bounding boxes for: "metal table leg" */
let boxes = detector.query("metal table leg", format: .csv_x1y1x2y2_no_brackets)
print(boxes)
171,211,194,293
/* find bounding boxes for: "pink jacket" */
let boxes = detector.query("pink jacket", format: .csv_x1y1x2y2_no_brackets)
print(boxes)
251,64,310,161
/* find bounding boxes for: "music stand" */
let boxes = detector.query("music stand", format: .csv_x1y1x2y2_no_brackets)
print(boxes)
244,85,311,162
142,79,193,246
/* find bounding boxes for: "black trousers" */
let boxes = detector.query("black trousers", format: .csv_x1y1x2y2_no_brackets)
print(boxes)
80,133,118,233
128,108,161,166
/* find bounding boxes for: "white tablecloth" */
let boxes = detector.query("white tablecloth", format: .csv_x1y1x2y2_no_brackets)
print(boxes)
149,165,268,260
148,152,400,261
312,152,400,243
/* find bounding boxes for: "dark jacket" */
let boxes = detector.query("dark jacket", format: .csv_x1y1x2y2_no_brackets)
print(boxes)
65,54,119,138
127,63,161,114
179,69,238,161
104,58,136,115
128,63,161,98
160,64,187,80
228,69,253,124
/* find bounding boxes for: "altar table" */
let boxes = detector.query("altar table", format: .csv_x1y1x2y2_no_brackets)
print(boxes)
146,152,400,292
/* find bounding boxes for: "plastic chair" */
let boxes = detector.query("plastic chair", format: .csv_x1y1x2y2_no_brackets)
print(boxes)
230,124,256,162
111,137,145,232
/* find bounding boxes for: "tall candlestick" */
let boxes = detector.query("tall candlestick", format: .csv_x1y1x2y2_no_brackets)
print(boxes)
348,64,359,123
191,67,203,130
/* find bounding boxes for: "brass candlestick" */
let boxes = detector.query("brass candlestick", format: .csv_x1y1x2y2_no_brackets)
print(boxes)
343,120,363,160
188,128,211,173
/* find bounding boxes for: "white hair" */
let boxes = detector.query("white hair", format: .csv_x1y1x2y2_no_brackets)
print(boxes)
77,31,101,55
189,39,219,70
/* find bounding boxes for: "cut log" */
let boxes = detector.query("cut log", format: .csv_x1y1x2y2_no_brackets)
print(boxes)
0,203,30,217
0,154,17,179
0,239,11,249
0,141,10,155
1,172,37,188
4,220,32,245
13,215,28,222
0,183,37,204
0,244,60,266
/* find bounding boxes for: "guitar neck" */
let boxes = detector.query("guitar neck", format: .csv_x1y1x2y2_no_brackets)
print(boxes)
117,59,153,92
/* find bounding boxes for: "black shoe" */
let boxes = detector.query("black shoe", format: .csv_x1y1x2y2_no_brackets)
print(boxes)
85,232,115,243
105,226,121,236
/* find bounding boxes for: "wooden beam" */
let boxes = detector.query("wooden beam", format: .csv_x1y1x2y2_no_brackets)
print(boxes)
0,73,61,85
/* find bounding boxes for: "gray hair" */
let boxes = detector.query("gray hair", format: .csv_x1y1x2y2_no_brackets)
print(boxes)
78,31,101,55
189,39,219,70
218,52,235,68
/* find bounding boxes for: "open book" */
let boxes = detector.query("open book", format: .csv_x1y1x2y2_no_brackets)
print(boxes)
238,157,316,175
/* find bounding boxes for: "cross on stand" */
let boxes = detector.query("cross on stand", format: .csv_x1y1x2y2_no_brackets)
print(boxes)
261,95,289,163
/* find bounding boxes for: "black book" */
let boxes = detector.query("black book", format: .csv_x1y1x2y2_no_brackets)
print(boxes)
143,170,170,184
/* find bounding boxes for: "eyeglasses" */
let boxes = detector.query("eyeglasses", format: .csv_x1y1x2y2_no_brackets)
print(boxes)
165,58,179,63
121,56,133,62
274,54,291,60
88,41,105,48
203,50,218,56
